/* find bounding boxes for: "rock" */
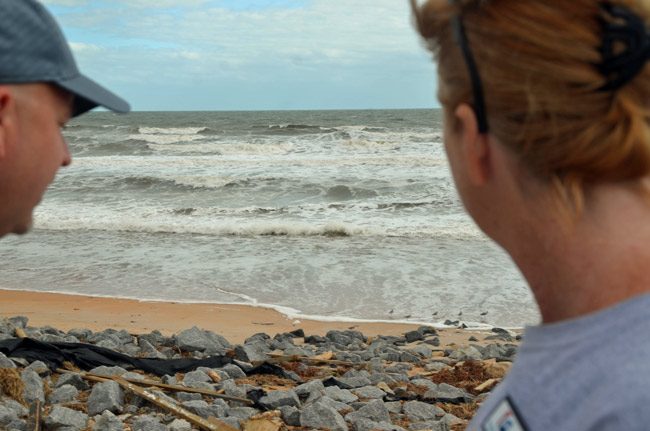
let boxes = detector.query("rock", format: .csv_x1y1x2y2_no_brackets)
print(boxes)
183,370,212,388
403,401,445,422
325,330,354,346
300,401,348,431
8,316,27,329
176,326,230,353
423,337,441,347
448,346,482,361
410,379,437,391
176,392,203,402
352,386,386,399
295,379,325,403
0,405,18,427
48,384,79,404
227,407,259,421
181,400,214,418
222,364,246,380
131,415,166,431
400,352,421,363
221,379,247,399
21,369,44,403
169,418,193,431
424,383,473,404
258,390,300,410
234,343,268,363
323,386,359,404
67,328,92,341
279,405,301,426
409,344,433,358
2,399,28,418
346,399,390,423
319,396,353,413
139,339,167,359
55,373,90,391
25,360,50,376
353,418,405,431
404,330,424,343
92,411,123,431
409,421,450,431
44,406,88,431
304,334,326,344
87,381,124,415
0,352,15,368
88,366,127,377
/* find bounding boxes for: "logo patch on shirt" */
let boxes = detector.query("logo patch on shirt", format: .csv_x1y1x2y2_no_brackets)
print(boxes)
482,396,528,431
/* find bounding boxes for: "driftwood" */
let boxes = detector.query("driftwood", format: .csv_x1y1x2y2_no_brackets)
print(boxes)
57,369,253,405
27,400,41,431
112,376,238,431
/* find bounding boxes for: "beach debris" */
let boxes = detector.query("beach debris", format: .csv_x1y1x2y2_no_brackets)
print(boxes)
0,316,520,430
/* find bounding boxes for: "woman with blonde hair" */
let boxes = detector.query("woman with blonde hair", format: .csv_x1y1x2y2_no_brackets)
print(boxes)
412,0,650,429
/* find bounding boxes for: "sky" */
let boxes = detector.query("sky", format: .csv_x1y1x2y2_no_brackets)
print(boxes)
42,0,439,112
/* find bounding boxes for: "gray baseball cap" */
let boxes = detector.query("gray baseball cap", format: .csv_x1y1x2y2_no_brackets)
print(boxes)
0,0,130,117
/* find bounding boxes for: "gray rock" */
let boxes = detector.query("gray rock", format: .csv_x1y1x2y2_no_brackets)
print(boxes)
295,379,325,403
448,346,482,361
410,379,437,391
221,379,247,399
8,316,27,329
0,352,15,368
409,421,449,431
25,360,50,376
55,373,90,391
325,330,354,346
131,415,166,431
6,418,27,431
2,399,28,418
338,376,372,389
352,386,386,399
44,406,88,431
92,411,123,431
424,383,473,404
385,401,402,414
88,366,127,377
0,405,18,427
400,352,421,363
176,392,203,402
169,418,193,431
300,401,348,431
404,330,424,343
87,381,124,415
353,418,405,431
21,370,44,403
409,345,433,358
181,400,213,418
234,343,268,363
403,401,445,422
258,390,300,410
176,326,230,353
279,405,301,427
138,339,167,359
319,396,353,413
346,399,390,423
48,384,79,404
221,363,246,380
183,370,212,388
67,328,92,341
324,386,359,404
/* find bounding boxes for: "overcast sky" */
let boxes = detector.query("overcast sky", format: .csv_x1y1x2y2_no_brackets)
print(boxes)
43,0,438,111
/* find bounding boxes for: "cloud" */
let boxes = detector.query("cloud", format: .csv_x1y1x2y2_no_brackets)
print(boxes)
47,0,437,110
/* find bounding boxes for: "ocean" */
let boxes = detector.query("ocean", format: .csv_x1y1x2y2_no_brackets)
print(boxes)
0,109,539,328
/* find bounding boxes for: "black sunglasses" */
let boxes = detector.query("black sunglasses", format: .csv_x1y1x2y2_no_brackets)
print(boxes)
449,0,489,134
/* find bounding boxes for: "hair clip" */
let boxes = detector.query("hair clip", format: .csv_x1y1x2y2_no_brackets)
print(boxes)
598,2,650,91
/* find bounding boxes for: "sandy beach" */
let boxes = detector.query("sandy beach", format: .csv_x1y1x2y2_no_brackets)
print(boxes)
0,289,499,346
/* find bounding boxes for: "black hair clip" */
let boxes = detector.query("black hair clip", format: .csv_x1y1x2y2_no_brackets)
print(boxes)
598,2,650,91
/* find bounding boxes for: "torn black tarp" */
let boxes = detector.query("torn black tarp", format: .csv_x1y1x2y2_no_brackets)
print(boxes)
0,337,232,376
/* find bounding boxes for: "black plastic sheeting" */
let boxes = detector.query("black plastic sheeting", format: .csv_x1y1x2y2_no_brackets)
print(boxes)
0,337,232,376
0,338,299,383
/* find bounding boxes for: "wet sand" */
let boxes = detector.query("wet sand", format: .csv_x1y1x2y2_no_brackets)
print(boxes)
0,289,498,345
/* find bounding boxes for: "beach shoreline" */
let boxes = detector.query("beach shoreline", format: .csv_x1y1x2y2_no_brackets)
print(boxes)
0,289,504,345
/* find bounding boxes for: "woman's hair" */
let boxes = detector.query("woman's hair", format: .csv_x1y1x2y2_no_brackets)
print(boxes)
412,0,650,210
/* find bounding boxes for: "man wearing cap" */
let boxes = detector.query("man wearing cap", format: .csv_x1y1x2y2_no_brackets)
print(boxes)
0,0,129,238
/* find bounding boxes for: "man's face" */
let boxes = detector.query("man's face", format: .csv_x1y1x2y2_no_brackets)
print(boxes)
0,83,72,236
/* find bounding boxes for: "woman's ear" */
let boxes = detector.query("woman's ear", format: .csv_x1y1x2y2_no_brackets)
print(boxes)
454,103,491,186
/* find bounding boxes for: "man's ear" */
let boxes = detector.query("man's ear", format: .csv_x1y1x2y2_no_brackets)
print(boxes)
0,86,14,159
454,103,491,186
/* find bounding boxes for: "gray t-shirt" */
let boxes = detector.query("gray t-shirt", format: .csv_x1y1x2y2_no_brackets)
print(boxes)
468,293,650,431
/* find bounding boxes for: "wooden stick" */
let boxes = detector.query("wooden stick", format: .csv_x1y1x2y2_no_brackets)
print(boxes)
27,400,41,431
14,327,27,338
112,376,238,431
56,369,253,405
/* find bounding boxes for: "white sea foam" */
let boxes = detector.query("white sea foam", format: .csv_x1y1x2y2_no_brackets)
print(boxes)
138,127,208,135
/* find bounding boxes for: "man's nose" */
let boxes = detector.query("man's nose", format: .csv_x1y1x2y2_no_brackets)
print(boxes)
61,140,72,167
